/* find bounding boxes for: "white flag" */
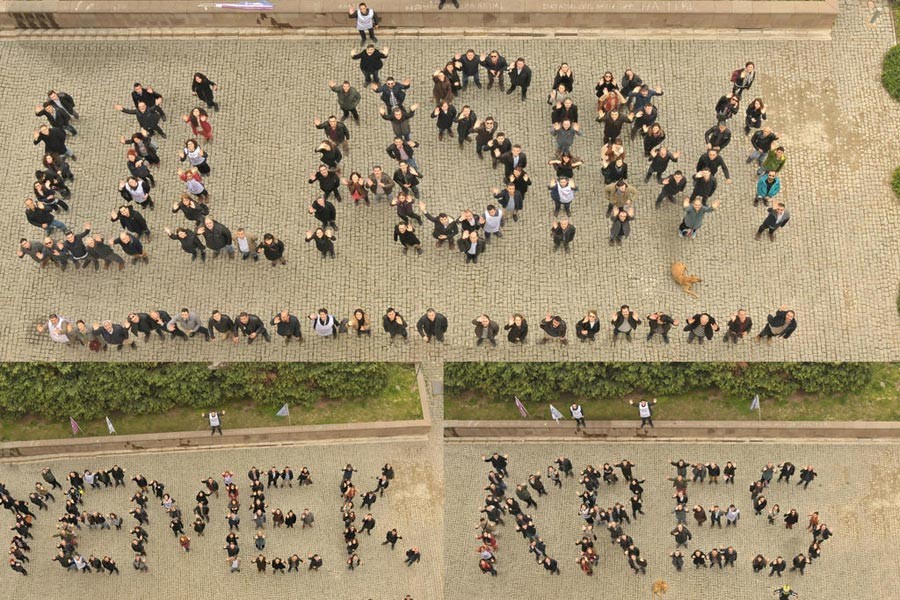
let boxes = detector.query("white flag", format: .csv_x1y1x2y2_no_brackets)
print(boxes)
105,416,116,435
514,396,529,418
275,403,290,417
750,395,760,411
549,404,564,423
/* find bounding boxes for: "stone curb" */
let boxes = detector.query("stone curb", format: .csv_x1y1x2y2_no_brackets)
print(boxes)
0,364,432,459
443,419,900,439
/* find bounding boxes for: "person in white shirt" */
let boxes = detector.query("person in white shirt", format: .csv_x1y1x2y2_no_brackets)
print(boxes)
629,398,657,429
36,314,72,343
203,410,224,435
348,3,378,44
481,205,503,241
308,309,339,339
569,403,585,433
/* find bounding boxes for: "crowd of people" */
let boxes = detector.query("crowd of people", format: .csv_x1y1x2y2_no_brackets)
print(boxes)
34,305,797,350
20,27,796,347
2,461,420,578
469,452,826,582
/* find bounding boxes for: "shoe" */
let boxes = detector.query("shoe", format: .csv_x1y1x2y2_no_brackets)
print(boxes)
475,82,482,89
438,132,444,141
768,232,775,242
415,247,423,256
476,338,483,346
402,247,408,255
512,213,518,222
753,198,759,207
616,239,623,246
608,239,616,246
487,82,493,90
560,339,568,345
118,263,125,271
754,232,762,241
506,89,514,95
489,338,497,347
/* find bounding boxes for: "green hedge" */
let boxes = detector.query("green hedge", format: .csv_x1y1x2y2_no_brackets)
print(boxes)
0,362,389,420
892,165,900,200
884,44,900,101
444,362,873,402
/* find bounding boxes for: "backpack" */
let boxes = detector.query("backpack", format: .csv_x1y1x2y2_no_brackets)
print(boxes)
730,69,742,83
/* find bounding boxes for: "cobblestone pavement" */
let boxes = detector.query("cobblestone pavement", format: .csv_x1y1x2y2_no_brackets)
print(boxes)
0,438,442,599
2,0,897,362
444,440,900,600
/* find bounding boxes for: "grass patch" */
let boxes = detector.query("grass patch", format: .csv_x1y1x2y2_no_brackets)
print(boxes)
0,364,422,441
445,363,900,422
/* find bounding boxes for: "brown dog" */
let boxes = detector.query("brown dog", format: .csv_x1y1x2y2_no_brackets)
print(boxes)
671,261,701,298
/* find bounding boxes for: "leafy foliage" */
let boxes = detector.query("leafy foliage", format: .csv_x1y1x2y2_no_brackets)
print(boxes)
892,165,900,201
884,44,900,102
445,362,873,402
0,362,390,419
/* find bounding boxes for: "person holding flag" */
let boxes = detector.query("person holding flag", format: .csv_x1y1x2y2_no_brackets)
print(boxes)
629,398,657,430
202,410,225,435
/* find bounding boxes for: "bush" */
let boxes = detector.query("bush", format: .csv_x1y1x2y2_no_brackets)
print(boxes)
892,166,900,201
884,44,900,101
0,362,393,419
444,362,873,403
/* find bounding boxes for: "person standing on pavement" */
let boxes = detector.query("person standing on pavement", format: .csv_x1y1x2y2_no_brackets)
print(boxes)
755,202,790,242
506,58,532,100
202,410,224,435
191,73,219,111
757,306,797,341
271,310,303,344
329,80,362,123
723,309,753,343
472,314,499,346
629,398,657,429
646,312,678,343
417,308,448,343
679,197,720,240
348,3,379,43
351,45,389,85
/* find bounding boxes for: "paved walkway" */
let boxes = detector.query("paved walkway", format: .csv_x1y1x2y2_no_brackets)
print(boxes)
3,0,898,362
0,439,441,598
444,439,900,600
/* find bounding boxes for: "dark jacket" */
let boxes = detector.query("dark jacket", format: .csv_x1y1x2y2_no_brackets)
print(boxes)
497,151,527,178
386,142,417,162
36,105,71,128
170,231,205,254
611,312,641,330
423,212,459,240
34,127,68,154
431,105,458,130
96,324,131,345
62,229,91,259
351,49,387,73
763,311,797,338
551,103,578,124
200,220,232,251
456,53,481,76
507,64,532,87
309,170,340,193
234,315,266,336
539,318,567,338
311,200,336,224
647,314,676,334
457,237,485,256
684,314,718,340
208,314,235,334
271,315,302,338
172,200,208,224
112,208,149,235
121,106,161,131
726,316,753,335
472,319,499,339
113,235,144,256
393,168,421,189
316,121,350,144
393,226,420,247
704,126,732,150
25,203,56,228
373,82,409,107
382,314,408,336
751,130,778,153
696,153,730,179
480,55,509,74
416,313,448,337
551,223,576,244
761,207,791,230
259,239,285,261
504,320,528,342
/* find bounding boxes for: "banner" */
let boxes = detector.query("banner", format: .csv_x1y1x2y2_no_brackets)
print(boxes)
514,396,529,418
549,404,564,423
276,403,290,417
69,417,82,435
105,416,116,435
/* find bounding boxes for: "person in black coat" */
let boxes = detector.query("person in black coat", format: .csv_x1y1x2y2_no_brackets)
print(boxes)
684,313,719,344
551,98,578,124
505,314,528,343
392,162,422,199
610,305,642,342
233,312,271,344
431,102,457,141
472,315,500,346
550,218,575,252
271,310,302,343
382,308,408,342
351,45,389,85
755,203,790,241
165,226,206,262
305,227,336,258
723,309,753,343
656,171,686,208
34,103,76,136
372,78,410,110
257,234,286,266
192,73,219,111
575,311,601,341
33,125,74,158
111,205,150,239
393,222,423,255
704,121,732,151
114,101,166,138
757,306,797,341
172,195,208,225
309,165,342,202
506,58,532,100
480,51,508,90
416,309,448,343
309,197,338,230
198,217,233,258
131,83,165,119
457,231,485,264
646,312,678,343
419,202,459,248
646,147,679,184
497,146,527,179
696,148,731,181
114,232,148,263
454,49,482,89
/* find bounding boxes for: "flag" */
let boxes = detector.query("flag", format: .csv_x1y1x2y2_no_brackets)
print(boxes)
549,404,564,423
69,417,82,435
105,416,116,435
750,395,760,411
275,403,290,417
514,396,529,418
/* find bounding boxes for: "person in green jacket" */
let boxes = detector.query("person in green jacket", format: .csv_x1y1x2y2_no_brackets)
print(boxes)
679,197,720,239
758,146,786,176
328,80,362,123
